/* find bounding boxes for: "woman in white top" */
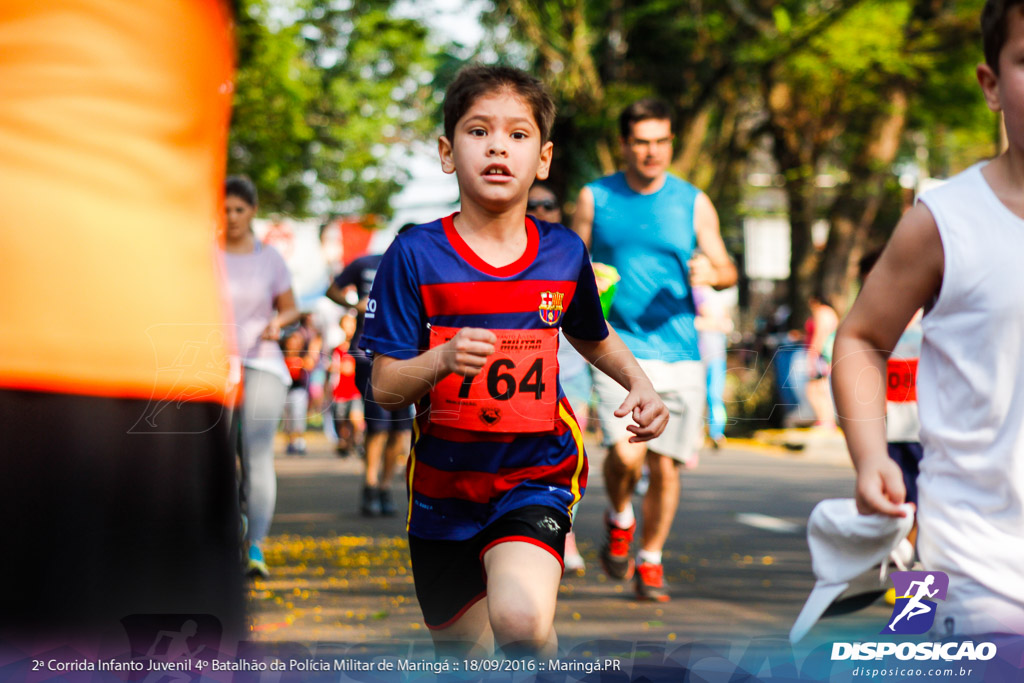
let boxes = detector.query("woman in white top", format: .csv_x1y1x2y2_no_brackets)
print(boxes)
223,176,299,579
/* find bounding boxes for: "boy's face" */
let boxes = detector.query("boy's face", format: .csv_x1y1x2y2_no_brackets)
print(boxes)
979,6,1024,149
438,91,553,213
621,118,674,183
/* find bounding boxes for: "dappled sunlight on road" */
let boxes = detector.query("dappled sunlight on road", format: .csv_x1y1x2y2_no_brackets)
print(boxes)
247,534,423,643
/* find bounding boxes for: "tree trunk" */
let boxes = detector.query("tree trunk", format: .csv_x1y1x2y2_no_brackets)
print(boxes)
819,89,908,311
766,78,819,327
676,104,712,180
786,177,817,328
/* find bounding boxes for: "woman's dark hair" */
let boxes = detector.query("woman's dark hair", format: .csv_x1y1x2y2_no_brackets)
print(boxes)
225,175,258,207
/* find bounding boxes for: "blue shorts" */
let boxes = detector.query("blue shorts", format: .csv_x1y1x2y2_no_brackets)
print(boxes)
887,441,923,505
355,356,414,434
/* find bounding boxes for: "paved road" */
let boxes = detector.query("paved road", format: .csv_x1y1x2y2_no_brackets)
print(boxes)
247,431,889,655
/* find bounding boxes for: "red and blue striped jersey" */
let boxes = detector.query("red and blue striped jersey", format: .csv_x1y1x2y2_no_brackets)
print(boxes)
360,213,608,540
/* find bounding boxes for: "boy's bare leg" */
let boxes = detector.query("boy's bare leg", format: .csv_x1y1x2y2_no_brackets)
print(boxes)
640,450,681,552
484,541,562,658
428,599,494,659
603,439,647,513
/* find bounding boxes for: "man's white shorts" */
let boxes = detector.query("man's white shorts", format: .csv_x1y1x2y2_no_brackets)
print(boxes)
592,358,706,463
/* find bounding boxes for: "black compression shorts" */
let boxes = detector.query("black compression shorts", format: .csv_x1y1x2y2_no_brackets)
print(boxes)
408,505,570,629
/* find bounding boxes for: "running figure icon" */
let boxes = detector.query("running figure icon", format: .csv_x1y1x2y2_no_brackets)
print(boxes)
888,574,940,631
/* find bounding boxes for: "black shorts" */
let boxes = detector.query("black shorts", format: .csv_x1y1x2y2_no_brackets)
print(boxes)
355,356,415,433
887,441,923,505
408,505,570,630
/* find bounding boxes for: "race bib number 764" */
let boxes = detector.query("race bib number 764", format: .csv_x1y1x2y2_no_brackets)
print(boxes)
428,326,560,432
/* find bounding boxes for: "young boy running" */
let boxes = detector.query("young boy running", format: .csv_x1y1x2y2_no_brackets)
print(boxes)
832,0,1024,636
359,65,668,658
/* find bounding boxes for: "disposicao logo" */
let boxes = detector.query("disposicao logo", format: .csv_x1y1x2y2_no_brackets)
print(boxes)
831,570,998,663
884,570,949,635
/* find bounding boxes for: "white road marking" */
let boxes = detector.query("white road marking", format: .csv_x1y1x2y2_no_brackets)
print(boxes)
735,513,802,534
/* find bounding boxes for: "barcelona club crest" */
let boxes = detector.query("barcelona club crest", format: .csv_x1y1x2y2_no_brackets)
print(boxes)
539,291,564,325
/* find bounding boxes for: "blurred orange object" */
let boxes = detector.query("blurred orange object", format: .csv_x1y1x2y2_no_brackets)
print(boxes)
0,0,236,405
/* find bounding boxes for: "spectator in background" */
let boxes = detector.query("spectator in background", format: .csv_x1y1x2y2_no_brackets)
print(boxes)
330,312,365,457
326,226,417,517
297,312,326,433
805,292,839,430
694,286,734,449
223,175,300,578
281,328,314,455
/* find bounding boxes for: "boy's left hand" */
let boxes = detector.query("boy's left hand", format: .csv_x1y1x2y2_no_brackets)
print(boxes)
614,384,669,442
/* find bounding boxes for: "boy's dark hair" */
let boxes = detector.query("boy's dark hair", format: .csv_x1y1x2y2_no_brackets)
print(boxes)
442,65,556,143
225,175,258,207
982,0,1024,73
619,98,676,139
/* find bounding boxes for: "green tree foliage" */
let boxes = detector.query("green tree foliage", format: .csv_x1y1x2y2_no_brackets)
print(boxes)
229,0,438,218
762,0,986,316
483,0,864,252
485,0,993,320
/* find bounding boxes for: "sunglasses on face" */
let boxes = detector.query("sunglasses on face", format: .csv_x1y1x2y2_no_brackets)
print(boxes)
527,199,558,211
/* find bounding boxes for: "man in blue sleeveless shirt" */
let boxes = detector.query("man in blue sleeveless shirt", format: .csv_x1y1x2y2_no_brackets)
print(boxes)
573,99,737,601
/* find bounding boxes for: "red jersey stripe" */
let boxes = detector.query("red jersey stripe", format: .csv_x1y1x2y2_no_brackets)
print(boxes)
421,418,568,443
420,280,578,318
412,453,583,504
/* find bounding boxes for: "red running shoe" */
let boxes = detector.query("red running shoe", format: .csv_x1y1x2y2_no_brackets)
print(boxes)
599,515,636,580
635,561,670,602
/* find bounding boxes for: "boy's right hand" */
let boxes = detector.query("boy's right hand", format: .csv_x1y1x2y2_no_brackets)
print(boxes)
854,455,910,517
443,328,497,377
614,381,669,443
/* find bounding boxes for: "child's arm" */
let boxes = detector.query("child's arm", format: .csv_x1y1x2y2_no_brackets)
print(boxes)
565,327,669,442
831,202,943,517
370,328,497,410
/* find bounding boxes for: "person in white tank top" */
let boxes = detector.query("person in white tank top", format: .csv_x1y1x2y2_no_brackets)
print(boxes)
831,0,1024,637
